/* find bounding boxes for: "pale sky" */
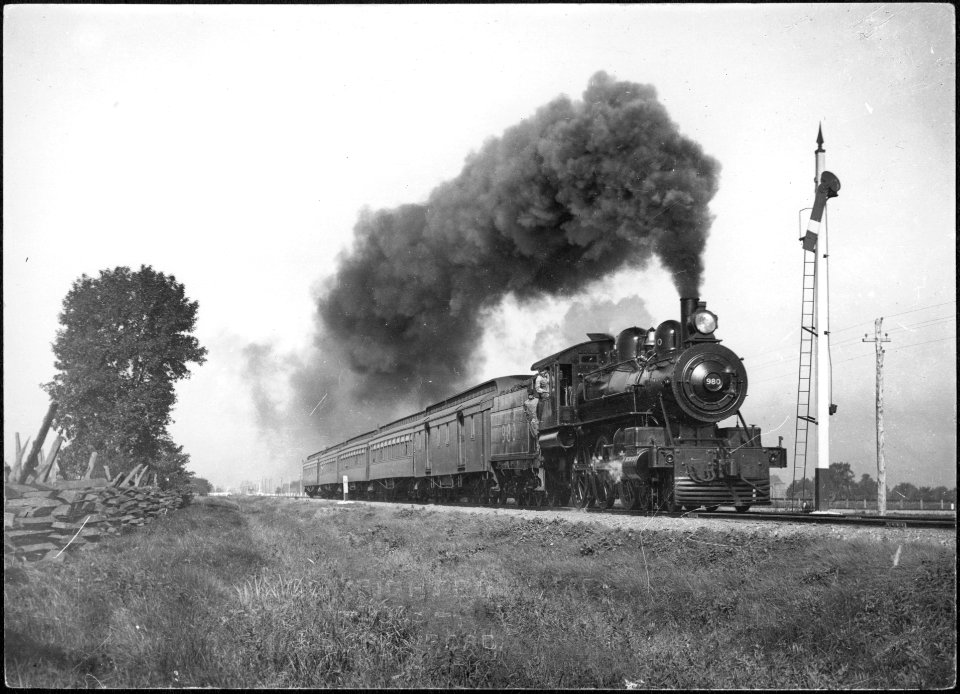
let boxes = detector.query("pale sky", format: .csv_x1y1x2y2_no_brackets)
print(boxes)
4,4,956,490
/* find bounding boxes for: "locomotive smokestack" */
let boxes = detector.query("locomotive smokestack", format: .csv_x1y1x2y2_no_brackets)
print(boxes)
680,296,699,345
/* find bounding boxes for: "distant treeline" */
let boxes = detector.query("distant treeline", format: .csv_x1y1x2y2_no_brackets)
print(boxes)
780,463,956,502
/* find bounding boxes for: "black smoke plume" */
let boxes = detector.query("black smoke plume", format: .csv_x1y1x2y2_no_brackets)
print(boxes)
272,72,720,450
318,72,719,401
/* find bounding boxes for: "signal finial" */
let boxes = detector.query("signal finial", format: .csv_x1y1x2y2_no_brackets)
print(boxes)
816,123,824,152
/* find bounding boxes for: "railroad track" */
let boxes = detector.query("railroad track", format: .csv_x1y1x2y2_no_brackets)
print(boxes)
578,505,955,528
692,510,956,529
313,496,956,529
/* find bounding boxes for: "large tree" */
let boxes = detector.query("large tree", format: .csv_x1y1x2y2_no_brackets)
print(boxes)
823,462,856,501
43,265,207,481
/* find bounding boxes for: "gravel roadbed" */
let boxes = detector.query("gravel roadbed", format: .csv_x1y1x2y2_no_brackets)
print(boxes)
310,498,955,545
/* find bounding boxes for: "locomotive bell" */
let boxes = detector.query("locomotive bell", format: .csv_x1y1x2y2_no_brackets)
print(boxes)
644,328,656,349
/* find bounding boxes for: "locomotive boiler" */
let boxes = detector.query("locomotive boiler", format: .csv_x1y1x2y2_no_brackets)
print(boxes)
302,296,786,514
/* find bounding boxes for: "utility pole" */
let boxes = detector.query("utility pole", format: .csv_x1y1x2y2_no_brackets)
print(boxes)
863,318,890,514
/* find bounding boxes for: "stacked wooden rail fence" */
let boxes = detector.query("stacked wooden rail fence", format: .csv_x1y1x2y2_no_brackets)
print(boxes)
5,405,187,562
4,476,184,563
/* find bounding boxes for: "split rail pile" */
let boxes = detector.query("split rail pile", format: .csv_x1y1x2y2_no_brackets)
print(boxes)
4,469,184,563
4,403,187,562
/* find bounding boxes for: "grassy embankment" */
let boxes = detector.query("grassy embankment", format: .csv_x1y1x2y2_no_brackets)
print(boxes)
4,496,955,689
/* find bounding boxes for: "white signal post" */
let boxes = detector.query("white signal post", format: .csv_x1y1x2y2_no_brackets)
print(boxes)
815,127,830,505
802,125,840,511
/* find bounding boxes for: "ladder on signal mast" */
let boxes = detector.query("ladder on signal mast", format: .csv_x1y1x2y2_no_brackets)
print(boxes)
791,240,817,508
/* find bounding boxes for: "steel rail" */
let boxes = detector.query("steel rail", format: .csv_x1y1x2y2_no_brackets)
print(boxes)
692,510,956,529
303,496,955,528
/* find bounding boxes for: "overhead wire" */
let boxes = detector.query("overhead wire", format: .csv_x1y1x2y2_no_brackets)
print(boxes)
743,310,955,368
749,334,955,384
828,315,955,349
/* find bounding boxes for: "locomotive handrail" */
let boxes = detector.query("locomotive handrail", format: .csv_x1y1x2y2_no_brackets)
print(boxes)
735,411,762,447
658,395,675,446
541,410,655,429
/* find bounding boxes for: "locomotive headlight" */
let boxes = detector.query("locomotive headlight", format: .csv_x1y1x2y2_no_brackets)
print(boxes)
693,310,718,335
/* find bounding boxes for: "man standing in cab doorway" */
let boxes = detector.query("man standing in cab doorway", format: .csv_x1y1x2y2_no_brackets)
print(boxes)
534,368,551,421
523,390,539,441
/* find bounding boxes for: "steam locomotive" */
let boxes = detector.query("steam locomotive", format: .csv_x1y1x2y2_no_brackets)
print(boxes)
302,297,786,513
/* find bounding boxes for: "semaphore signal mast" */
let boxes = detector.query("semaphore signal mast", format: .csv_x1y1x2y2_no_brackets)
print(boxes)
792,125,840,511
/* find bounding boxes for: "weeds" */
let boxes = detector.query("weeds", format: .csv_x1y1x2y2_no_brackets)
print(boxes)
4,497,955,688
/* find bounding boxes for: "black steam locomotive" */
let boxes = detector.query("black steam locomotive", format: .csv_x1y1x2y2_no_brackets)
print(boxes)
303,297,786,513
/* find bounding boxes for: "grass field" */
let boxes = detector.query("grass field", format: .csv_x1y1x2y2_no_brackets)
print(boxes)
4,496,955,689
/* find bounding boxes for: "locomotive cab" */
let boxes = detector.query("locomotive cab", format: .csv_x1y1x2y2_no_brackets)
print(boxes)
531,334,613,434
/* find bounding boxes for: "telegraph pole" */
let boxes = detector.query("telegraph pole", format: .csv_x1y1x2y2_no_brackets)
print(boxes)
863,318,891,514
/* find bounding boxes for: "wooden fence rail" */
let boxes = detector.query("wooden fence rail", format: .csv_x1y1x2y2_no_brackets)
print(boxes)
4,407,188,563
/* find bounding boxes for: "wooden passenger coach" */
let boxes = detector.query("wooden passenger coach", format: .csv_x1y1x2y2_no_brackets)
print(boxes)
302,375,536,502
